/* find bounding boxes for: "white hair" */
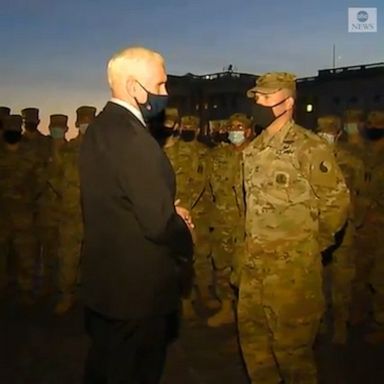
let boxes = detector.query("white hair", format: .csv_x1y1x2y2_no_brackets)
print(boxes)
107,46,164,91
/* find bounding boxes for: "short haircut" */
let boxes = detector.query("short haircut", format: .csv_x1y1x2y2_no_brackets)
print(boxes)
107,46,164,90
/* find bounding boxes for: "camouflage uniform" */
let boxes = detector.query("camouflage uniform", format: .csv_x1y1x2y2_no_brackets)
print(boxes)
22,108,57,293
209,143,244,300
165,115,214,309
53,107,96,314
239,73,350,384
0,115,42,300
317,115,365,343
352,111,384,337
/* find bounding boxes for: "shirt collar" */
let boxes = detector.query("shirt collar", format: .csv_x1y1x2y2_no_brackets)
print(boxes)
258,120,294,149
110,98,145,126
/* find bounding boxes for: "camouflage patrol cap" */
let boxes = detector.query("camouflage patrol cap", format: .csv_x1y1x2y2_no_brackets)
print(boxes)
228,113,252,128
76,106,96,125
366,110,384,129
343,109,364,123
21,107,39,123
247,72,297,97
181,115,200,127
4,114,23,132
0,106,11,118
317,115,342,133
164,108,179,127
49,114,68,128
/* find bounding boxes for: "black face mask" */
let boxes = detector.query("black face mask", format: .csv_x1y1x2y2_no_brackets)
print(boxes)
212,132,229,143
252,97,288,130
3,130,22,144
181,130,196,142
24,122,39,131
161,127,175,140
364,128,384,141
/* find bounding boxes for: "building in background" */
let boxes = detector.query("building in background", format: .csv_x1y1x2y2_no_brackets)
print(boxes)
167,62,384,130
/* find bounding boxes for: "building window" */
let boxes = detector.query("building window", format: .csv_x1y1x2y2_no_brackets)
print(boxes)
349,96,358,104
306,104,313,113
195,104,199,111
204,103,208,110
213,104,218,109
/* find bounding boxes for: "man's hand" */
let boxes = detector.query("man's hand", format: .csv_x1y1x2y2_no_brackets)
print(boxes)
174,200,195,231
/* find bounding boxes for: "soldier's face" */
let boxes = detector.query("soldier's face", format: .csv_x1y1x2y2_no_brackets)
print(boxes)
24,121,39,131
228,120,245,132
255,89,292,116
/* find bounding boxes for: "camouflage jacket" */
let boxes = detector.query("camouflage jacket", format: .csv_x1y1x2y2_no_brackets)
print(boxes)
209,142,244,225
243,120,350,251
164,139,210,213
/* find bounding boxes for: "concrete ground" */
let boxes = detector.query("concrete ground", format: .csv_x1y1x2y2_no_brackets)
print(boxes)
2,291,384,384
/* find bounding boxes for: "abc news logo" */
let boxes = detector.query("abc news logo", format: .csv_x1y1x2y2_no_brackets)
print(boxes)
348,8,377,32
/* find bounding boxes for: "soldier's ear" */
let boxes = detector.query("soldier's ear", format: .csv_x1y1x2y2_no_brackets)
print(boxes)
286,96,294,110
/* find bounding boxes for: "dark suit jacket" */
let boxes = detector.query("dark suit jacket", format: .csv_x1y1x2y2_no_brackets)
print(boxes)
79,102,193,320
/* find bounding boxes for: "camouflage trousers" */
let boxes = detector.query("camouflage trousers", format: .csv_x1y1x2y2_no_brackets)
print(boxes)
329,222,356,324
211,224,244,301
189,215,212,300
35,224,59,292
57,215,83,297
238,242,324,384
0,212,39,293
352,218,384,324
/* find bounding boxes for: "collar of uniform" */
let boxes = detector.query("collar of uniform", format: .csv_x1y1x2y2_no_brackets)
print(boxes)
110,98,145,126
259,120,294,149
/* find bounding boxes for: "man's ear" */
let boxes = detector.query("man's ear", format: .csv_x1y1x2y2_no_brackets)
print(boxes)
125,77,136,97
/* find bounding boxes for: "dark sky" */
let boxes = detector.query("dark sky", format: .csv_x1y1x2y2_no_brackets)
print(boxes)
1,0,382,135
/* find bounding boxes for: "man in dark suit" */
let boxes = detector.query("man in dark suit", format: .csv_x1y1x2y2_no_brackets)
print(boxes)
79,46,194,384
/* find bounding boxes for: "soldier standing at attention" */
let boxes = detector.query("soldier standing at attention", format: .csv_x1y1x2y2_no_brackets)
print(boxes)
239,72,350,383
165,115,216,319
53,106,96,314
0,115,42,305
317,115,365,344
207,113,253,327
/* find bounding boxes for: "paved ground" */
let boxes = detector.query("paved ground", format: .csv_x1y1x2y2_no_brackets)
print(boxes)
2,290,384,384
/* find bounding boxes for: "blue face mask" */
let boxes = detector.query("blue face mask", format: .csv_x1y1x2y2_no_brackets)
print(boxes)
135,82,168,121
228,131,246,145
49,127,65,140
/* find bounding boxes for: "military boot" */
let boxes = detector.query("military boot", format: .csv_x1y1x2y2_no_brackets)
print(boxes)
207,300,235,327
54,294,75,315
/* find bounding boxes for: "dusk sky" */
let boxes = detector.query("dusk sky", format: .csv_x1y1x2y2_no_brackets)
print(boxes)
1,0,382,136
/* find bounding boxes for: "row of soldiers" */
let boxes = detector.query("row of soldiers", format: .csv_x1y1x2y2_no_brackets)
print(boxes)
0,105,96,314
160,72,384,383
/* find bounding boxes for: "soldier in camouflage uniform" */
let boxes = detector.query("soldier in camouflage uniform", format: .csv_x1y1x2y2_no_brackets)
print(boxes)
351,110,384,344
317,115,365,344
164,114,216,319
53,106,96,314
21,108,53,294
0,115,42,304
239,73,350,383
32,114,68,296
207,113,253,327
